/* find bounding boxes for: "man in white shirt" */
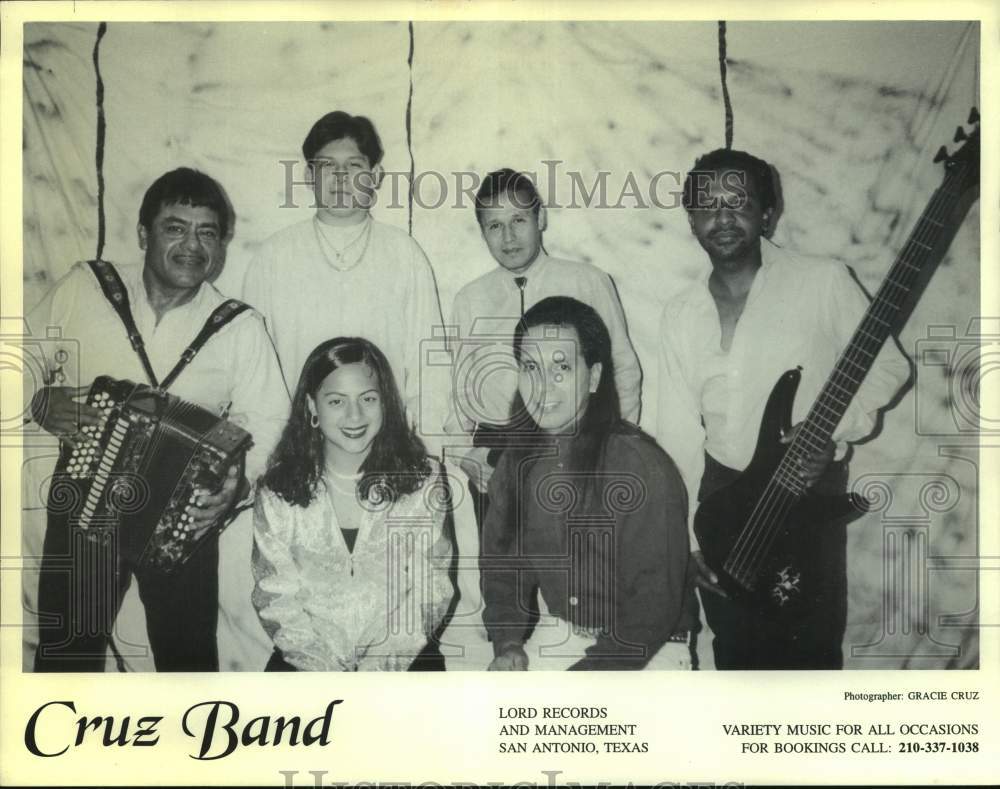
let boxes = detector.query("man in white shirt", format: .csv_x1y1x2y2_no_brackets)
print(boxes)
446,168,642,526
656,149,909,669
26,168,289,671
242,111,445,454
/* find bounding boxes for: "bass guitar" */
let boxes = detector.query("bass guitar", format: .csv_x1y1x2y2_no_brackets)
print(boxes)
694,110,980,615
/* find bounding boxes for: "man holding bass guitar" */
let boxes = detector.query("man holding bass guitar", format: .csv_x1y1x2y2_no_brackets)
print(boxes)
656,149,910,670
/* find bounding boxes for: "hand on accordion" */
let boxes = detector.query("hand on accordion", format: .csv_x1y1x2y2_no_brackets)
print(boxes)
185,465,245,537
30,384,104,447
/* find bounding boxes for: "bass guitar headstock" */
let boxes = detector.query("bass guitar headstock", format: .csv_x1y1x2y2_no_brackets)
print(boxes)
932,107,980,188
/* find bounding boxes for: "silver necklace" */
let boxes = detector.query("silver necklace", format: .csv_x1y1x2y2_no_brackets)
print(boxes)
313,216,373,272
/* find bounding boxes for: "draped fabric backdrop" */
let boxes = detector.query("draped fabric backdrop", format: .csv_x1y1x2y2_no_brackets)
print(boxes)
22,21,981,669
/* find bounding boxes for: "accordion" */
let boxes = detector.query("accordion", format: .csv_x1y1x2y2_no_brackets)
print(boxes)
50,376,253,574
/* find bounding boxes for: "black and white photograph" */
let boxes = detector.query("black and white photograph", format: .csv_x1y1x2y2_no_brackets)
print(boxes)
1,1,997,786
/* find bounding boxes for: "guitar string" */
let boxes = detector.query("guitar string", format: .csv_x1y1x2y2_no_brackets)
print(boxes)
728,159,971,583
725,196,951,576
727,187,960,585
728,158,971,584
724,155,973,586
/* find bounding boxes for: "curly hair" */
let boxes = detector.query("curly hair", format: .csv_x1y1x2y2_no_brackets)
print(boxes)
261,337,430,507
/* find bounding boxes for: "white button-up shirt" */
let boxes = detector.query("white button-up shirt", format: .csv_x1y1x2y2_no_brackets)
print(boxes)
656,244,910,547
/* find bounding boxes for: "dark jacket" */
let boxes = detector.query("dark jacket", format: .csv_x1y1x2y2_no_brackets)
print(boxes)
480,425,693,670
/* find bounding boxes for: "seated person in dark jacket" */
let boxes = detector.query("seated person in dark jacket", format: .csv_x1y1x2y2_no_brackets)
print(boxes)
480,296,694,670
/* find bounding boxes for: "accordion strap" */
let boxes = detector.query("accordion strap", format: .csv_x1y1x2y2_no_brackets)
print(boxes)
87,259,251,391
159,299,250,390
87,259,159,387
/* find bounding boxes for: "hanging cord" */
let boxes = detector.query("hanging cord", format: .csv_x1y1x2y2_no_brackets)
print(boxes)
405,21,416,236
718,21,734,149
92,22,108,260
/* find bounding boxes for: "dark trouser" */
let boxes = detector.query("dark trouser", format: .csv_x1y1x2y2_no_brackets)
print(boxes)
34,510,219,672
265,642,446,672
265,649,298,671
698,454,848,670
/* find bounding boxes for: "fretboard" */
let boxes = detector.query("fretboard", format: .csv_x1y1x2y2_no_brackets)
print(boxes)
777,158,974,491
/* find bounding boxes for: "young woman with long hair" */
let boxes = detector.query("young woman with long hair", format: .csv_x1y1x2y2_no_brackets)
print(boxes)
480,296,694,670
252,337,453,671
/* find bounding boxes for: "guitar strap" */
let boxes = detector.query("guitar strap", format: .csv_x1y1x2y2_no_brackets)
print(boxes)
86,259,250,391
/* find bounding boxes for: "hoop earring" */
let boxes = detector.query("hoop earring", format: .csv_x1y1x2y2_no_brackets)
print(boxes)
310,414,319,429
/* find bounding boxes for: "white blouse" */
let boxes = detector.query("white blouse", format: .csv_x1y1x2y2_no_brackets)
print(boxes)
252,466,454,671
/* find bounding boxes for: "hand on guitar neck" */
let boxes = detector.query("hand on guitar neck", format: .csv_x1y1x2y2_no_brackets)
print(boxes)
692,420,836,599
780,420,836,487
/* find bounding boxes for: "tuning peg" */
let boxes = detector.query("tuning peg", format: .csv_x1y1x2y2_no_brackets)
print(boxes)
933,145,949,163
968,107,980,125
954,126,967,143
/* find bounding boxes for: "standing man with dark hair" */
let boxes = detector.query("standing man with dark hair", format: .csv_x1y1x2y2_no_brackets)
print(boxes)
656,149,909,669
243,111,445,452
26,168,288,671
445,168,642,527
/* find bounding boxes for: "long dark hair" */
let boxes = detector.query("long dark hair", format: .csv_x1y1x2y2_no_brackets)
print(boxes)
509,296,629,478
261,337,430,507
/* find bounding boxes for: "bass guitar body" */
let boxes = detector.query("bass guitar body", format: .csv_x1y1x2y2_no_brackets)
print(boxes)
693,369,869,619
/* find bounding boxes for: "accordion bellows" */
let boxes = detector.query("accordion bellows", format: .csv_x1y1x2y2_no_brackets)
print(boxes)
52,376,253,574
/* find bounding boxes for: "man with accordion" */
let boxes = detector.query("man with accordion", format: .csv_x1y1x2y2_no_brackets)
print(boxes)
26,168,289,672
